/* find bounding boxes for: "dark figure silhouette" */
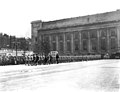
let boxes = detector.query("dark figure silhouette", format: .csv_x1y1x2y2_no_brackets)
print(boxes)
44,55,48,65
49,54,53,64
56,53,59,64
35,54,39,65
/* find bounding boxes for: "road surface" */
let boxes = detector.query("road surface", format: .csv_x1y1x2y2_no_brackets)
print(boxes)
0,59,120,92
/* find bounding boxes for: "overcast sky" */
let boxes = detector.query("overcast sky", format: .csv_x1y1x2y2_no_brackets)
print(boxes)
0,0,120,38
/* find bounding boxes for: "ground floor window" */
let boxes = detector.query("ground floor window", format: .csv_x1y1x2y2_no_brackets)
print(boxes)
59,41,64,52
82,40,88,51
110,38,116,50
66,41,71,52
91,39,97,52
52,42,56,51
101,38,107,51
74,40,79,52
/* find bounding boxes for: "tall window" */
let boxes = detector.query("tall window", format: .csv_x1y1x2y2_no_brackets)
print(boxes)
58,34,64,52
82,40,88,51
91,39,97,51
82,31,88,39
109,28,117,50
101,38,107,51
66,33,71,52
52,42,56,51
44,35,49,42
90,31,97,52
52,35,56,51
67,41,71,52
81,31,88,52
110,28,116,36
101,29,107,37
100,29,107,52
74,32,79,52
110,38,116,50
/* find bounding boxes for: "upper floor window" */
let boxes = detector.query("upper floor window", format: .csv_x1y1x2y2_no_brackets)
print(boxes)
81,31,88,39
52,35,56,42
74,32,79,40
110,28,116,37
66,33,71,41
90,30,97,38
58,34,63,41
101,29,107,37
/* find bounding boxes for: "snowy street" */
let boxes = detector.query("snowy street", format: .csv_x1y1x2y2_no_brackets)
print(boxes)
0,60,120,92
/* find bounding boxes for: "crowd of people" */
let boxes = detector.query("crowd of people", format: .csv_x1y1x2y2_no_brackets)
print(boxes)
0,53,60,66
24,53,59,66
0,52,110,66
0,55,24,65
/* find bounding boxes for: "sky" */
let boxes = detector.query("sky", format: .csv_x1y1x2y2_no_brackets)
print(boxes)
0,0,120,38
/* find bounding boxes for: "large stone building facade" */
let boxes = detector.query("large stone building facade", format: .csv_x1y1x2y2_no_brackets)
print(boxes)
31,10,120,55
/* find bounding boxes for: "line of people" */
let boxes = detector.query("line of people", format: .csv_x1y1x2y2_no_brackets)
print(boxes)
25,53,59,66
0,55,25,65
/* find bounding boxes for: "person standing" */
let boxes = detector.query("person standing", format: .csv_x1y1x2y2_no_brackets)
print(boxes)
44,55,47,65
56,53,59,64
29,55,33,65
48,54,53,64
25,55,28,65
35,54,39,65
32,54,36,65
50,54,53,64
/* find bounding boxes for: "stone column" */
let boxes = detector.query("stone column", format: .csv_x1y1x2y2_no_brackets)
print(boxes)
107,28,110,53
71,33,74,54
97,30,100,53
38,35,41,54
63,33,66,54
49,35,52,51
79,32,82,54
88,32,91,54
117,26,120,49
56,35,59,51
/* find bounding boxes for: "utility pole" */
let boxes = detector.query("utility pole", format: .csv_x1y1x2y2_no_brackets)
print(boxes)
12,39,20,58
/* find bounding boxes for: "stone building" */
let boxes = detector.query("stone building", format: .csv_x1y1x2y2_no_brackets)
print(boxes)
31,10,120,55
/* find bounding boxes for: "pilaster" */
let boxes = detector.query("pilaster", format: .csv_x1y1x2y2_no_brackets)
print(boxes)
71,33,74,54
56,35,59,51
117,26,120,49
97,30,100,53
79,32,82,54
107,28,110,53
88,32,91,53
49,35,52,51
63,34,66,54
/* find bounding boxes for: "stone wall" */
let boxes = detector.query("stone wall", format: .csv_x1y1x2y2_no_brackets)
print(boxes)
32,10,120,54
38,22,119,55
42,10,120,30
31,20,42,52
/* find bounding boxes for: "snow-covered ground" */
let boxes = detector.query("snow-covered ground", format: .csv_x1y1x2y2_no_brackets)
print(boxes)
0,59,120,92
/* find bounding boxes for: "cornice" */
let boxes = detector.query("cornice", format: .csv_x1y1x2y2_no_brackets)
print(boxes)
38,20,120,32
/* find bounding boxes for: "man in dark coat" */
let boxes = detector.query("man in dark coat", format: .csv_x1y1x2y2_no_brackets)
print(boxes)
35,54,39,65
44,55,48,65
56,53,59,64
